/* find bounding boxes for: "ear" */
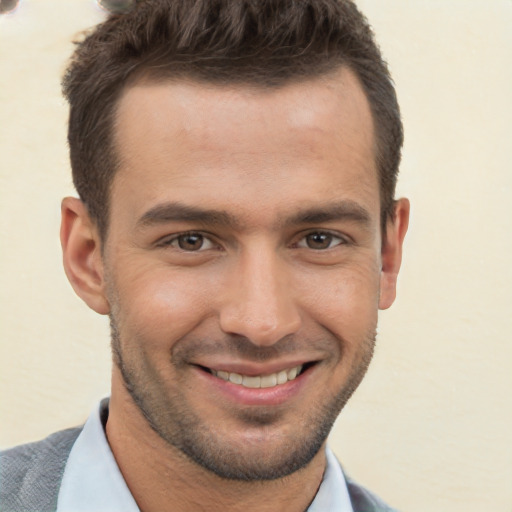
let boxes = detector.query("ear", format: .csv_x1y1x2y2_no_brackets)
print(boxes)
379,198,410,310
60,197,110,315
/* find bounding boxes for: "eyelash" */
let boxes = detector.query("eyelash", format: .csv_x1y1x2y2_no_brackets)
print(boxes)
157,230,349,252
294,230,348,250
157,231,217,251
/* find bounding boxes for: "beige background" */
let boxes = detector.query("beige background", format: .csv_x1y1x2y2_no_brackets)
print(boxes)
1,1,511,510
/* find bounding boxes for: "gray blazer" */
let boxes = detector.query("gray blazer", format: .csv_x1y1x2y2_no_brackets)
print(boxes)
0,422,398,512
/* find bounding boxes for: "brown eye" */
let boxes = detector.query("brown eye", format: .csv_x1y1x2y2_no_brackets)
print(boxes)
297,232,345,250
159,232,216,252
306,233,332,249
177,233,204,251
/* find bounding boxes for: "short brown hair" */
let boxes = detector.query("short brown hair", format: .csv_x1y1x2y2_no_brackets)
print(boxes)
62,0,403,239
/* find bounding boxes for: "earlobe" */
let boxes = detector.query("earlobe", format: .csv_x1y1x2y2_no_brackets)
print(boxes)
60,197,110,315
379,198,410,310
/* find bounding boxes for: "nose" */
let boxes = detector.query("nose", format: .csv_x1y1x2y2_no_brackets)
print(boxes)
219,246,302,346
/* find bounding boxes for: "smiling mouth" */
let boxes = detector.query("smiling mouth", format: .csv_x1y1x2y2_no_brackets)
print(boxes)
204,363,315,389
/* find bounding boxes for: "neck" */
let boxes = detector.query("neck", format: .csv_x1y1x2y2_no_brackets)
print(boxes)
106,381,326,512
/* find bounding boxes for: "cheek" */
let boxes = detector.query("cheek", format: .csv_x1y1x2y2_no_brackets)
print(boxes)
110,264,218,350
296,262,380,338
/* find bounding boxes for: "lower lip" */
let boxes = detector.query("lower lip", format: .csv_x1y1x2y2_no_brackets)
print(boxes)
194,366,312,406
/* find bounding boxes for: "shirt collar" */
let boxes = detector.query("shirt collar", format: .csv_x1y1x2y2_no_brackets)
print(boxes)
308,446,354,512
57,400,353,512
56,400,139,512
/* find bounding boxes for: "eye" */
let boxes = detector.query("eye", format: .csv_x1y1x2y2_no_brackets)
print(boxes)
159,232,216,252
296,231,346,250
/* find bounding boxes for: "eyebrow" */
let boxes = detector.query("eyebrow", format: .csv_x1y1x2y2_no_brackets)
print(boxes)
284,201,372,228
137,202,240,229
136,200,373,230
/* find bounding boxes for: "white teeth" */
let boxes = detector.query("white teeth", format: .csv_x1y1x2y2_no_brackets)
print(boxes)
212,365,303,389
260,373,277,388
217,370,229,381
277,370,288,385
229,372,242,384
287,367,298,380
242,375,261,388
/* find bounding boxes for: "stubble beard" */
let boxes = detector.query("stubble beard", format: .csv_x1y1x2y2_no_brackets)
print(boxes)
109,314,375,482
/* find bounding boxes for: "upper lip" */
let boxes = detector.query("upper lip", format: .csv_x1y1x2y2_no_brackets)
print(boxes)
193,359,316,376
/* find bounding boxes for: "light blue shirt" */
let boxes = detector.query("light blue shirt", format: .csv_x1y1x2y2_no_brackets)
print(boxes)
56,401,353,512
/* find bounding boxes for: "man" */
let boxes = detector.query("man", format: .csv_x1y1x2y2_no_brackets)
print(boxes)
0,0,409,510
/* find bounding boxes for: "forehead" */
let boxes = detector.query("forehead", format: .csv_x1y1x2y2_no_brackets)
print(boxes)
111,68,378,228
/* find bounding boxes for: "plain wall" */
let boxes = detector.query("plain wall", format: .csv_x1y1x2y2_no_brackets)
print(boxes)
1,1,511,510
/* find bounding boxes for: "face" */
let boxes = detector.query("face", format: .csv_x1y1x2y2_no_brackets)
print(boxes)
96,68,404,480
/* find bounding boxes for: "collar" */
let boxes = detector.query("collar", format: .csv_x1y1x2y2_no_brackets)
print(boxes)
57,400,353,512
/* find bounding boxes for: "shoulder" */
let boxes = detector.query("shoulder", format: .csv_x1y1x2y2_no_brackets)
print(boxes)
0,427,82,512
345,474,400,512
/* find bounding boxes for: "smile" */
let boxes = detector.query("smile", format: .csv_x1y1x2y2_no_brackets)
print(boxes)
209,365,304,389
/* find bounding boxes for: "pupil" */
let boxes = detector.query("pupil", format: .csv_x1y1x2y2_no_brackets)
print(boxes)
179,234,203,250
308,233,331,249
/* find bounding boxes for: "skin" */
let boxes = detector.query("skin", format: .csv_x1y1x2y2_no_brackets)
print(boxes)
60,67,409,512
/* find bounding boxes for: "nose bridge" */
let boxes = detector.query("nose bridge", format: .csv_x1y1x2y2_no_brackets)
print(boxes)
219,240,301,345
